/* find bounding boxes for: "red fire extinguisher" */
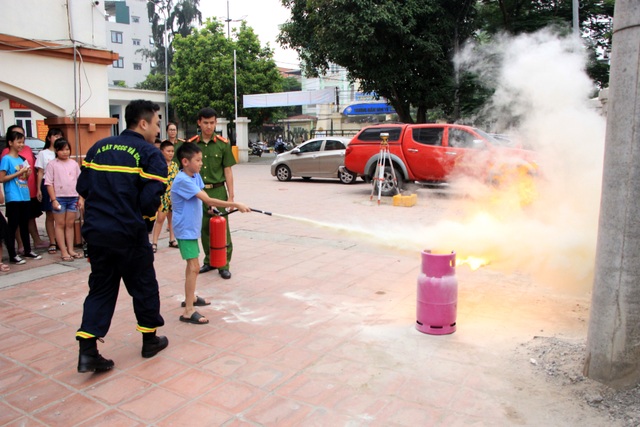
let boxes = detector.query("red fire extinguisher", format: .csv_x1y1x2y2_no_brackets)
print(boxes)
209,213,227,268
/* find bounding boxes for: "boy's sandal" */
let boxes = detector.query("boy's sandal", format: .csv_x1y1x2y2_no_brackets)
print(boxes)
61,256,74,262
168,240,179,248
47,245,57,254
181,296,211,307
151,243,157,253
0,263,10,272
179,311,209,325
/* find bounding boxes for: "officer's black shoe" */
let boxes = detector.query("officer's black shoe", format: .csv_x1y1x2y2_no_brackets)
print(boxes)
78,353,114,373
218,269,232,280
199,264,215,274
141,335,169,358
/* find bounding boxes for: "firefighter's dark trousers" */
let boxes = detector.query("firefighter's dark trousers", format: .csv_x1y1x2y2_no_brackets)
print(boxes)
77,244,164,338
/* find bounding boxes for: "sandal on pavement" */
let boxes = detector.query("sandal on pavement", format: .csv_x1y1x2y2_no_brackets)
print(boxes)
151,243,157,253
168,240,179,248
179,311,209,325
181,296,211,307
61,256,75,262
0,264,10,272
70,252,83,259
48,245,57,254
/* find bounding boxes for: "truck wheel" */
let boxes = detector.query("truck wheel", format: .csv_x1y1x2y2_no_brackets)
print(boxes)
339,168,356,184
373,166,403,196
275,165,292,181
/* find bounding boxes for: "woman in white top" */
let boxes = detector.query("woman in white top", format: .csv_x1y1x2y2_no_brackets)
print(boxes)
35,128,64,254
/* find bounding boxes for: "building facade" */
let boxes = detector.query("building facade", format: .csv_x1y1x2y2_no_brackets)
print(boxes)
0,0,169,149
105,0,155,88
0,0,118,152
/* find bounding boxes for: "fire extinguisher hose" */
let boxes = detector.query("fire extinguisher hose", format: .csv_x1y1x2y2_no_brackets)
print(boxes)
210,207,273,216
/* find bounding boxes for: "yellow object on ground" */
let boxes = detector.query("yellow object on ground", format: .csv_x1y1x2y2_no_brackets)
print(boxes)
393,193,417,207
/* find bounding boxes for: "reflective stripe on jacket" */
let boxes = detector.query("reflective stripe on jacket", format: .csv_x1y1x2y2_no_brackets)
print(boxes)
77,130,167,247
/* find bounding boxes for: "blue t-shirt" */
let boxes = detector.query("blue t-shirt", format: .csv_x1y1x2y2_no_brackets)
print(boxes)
171,171,204,240
0,154,30,202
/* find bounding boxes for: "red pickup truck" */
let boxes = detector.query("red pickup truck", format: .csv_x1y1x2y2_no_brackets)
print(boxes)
343,123,538,196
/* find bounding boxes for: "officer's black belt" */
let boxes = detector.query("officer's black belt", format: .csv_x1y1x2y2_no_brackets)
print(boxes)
204,182,226,189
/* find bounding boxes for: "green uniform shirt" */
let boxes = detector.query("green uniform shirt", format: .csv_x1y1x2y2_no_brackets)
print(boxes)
172,135,236,182
196,135,236,184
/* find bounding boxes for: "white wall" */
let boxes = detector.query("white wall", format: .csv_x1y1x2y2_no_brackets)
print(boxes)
108,87,166,136
0,0,114,132
1,0,107,48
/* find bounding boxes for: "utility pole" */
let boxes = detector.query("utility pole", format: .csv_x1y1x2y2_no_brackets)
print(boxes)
585,0,640,389
163,8,168,124
148,0,170,127
226,0,231,39
572,0,579,35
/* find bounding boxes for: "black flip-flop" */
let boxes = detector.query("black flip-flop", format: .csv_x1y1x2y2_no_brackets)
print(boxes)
179,311,209,325
181,296,211,307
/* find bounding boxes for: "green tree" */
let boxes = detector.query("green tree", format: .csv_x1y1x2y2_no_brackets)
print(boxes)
278,0,476,123
476,0,614,88
135,72,166,91
146,0,202,71
135,0,202,92
170,20,283,131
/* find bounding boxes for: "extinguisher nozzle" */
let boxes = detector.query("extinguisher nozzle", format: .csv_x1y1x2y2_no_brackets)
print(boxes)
251,208,272,216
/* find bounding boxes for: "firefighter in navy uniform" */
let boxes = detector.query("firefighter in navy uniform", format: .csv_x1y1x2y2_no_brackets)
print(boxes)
75,100,169,373
190,107,237,279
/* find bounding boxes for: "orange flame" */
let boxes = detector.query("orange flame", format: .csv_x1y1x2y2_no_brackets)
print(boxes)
456,256,490,271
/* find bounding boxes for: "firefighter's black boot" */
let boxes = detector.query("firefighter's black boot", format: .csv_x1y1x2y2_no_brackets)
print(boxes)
141,331,169,358
77,338,114,373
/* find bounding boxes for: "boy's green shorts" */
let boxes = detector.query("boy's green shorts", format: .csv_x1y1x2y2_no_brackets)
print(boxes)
177,239,200,260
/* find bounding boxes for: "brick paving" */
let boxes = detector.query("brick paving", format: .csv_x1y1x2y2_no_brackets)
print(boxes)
0,156,616,426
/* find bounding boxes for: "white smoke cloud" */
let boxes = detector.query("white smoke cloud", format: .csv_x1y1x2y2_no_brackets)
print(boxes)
443,29,605,292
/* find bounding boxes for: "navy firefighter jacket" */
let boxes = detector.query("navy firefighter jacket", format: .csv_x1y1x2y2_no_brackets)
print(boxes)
76,129,168,248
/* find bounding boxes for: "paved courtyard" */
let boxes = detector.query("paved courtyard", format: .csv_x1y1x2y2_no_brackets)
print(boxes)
0,157,618,426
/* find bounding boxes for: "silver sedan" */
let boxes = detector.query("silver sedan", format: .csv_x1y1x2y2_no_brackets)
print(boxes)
270,137,356,184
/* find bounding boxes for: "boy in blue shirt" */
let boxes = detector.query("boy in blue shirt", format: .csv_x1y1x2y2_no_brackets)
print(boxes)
172,143,250,324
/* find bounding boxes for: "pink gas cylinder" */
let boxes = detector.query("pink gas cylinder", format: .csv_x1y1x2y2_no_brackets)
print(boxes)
416,250,457,335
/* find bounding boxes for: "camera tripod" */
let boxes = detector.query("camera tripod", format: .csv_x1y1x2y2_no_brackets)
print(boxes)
370,132,399,204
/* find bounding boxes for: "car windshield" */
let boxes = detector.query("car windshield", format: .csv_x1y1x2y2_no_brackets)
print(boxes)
473,128,511,147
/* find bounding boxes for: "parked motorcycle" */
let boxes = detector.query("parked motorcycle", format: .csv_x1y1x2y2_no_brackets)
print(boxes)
249,141,264,157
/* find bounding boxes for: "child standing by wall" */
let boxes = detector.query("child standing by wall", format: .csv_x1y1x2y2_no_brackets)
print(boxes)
35,127,64,254
0,186,9,272
151,140,179,252
171,143,250,325
0,131,42,264
45,139,83,262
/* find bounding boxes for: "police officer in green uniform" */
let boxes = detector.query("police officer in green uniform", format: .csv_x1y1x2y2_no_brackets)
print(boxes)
192,107,236,279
